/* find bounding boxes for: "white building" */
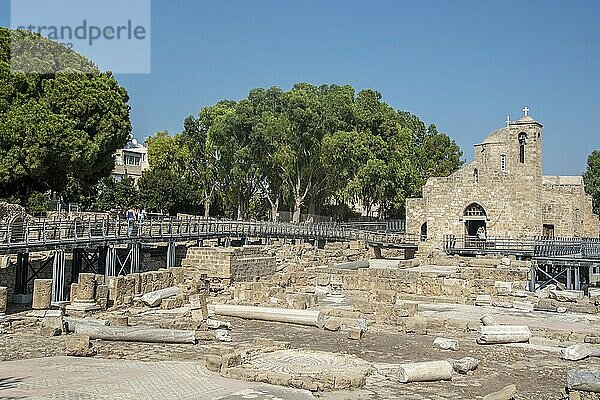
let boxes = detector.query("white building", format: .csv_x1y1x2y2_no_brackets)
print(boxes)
112,139,149,183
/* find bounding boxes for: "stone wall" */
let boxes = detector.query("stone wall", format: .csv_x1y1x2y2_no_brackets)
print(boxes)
542,180,599,237
72,266,208,309
182,246,276,283
270,241,404,272
215,255,530,313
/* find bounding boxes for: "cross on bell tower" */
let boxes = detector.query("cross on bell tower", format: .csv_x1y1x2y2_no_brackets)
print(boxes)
522,106,530,117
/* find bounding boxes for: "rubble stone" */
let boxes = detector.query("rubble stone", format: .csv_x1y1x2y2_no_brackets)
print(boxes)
483,384,517,400
40,316,63,337
324,317,341,332
32,279,52,310
348,328,364,340
77,273,96,301
205,354,223,372
65,335,94,357
433,337,459,351
453,357,480,374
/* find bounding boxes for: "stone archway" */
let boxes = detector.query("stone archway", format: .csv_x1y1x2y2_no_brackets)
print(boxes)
463,203,487,238
420,222,428,241
8,216,25,242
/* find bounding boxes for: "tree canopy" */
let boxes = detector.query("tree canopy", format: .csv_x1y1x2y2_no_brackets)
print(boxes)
584,150,600,215
143,83,463,221
0,27,131,206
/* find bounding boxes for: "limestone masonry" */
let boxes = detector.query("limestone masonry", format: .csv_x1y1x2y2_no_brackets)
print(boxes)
407,111,599,249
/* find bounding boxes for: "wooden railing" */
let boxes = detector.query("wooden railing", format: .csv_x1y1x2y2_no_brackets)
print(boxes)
0,217,418,254
444,235,600,260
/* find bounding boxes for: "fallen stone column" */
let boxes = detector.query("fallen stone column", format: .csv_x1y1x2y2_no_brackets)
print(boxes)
568,370,600,393
476,326,531,344
212,304,324,328
0,286,8,313
481,315,500,326
64,317,109,332
332,260,370,270
561,344,592,361
397,361,453,383
75,324,196,344
141,286,181,307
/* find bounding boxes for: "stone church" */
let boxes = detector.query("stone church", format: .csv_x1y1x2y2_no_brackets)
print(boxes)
406,108,599,248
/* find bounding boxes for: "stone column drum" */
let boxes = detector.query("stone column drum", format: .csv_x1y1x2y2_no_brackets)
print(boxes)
32,279,53,309
76,273,96,301
0,286,7,313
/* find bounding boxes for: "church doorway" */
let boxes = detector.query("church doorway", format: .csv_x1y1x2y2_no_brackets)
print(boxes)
420,222,428,241
466,219,486,237
463,203,487,240
543,224,555,238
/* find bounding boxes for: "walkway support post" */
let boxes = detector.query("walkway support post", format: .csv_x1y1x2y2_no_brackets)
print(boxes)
51,249,65,303
529,260,537,292
166,241,176,269
130,243,140,274
15,252,29,294
105,246,117,278
72,248,83,283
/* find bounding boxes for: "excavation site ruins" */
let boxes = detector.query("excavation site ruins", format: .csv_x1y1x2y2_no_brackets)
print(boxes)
0,210,599,400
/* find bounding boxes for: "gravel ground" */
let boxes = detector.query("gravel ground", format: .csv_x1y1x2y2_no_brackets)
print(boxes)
1,313,599,399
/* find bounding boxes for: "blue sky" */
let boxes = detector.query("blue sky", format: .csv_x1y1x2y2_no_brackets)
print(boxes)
2,0,600,175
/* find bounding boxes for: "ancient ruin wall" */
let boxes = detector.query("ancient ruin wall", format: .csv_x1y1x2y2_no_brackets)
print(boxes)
542,183,599,237
182,246,276,283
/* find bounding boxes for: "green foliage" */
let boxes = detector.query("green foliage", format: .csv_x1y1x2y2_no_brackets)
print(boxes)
137,167,197,215
247,193,269,221
584,150,600,215
96,177,138,213
25,191,50,213
0,27,131,205
143,83,462,221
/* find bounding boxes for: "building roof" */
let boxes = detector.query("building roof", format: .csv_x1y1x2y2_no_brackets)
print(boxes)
511,115,543,127
481,126,509,144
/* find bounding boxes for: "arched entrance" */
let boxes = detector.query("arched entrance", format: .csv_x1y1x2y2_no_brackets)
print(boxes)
464,203,487,237
420,222,428,241
8,216,25,242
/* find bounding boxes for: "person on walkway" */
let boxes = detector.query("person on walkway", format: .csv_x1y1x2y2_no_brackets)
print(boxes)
126,206,136,236
476,226,487,249
138,207,147,235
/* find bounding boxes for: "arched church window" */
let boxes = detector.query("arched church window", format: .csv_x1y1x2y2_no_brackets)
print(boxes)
474,168,479,183
500,154,507,172
464,203,487,217
518,132,528,164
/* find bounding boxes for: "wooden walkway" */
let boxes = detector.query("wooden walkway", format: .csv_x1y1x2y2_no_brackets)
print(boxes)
0,217,419,256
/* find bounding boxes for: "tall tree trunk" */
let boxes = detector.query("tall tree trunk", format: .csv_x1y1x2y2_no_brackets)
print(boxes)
237,203,244,220
204,199,210,218
293,196,302,223
268,197,279,222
